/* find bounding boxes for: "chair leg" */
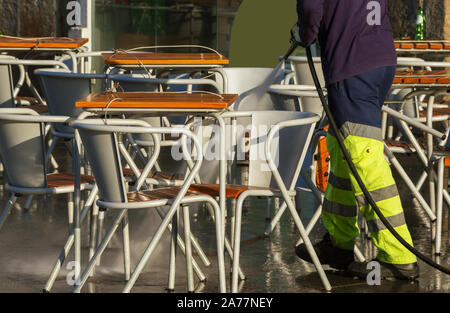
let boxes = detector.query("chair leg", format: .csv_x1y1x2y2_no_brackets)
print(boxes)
182,205,195,293
353,246,367,262
122,212,131,281
45,136,59,172
50,155,60,173
24,195,34,210
44,231,76,292
73,209,128,293
231,194,331,292
0,194,17,231
188,232,211,267
68,193,74,233
223,234,246,281
204,198,227,293
295,203,322,246
167,209,178,292
156,207,207,283
265,201,287,236
88,200,99,278
435,157,444,255
430,168,437,254
231,195,247,293
43,187,98,292
96,209,106,266
122,202,182,293
274,197,280,211
285,196,331,291
203,202,246,281
230,199,237,249
160,203,211,268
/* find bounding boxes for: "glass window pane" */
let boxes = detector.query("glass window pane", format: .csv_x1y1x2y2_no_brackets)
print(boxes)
92,0,242,57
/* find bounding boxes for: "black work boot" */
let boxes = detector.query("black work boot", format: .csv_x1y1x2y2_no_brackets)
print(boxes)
295,233,354,270
348,260,419,281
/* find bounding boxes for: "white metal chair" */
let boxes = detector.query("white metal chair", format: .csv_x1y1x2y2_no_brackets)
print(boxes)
70,118,227,293
34,68,108,172
382,91,449,255
379,59,450,255
0,55,50,111
0,55,71,105
187,110,331,292
0,108,97,278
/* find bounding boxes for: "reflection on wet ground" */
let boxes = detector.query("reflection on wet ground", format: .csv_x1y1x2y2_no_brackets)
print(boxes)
0,148,448,293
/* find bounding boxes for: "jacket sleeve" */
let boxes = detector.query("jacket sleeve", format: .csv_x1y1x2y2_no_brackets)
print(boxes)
297,0,324,47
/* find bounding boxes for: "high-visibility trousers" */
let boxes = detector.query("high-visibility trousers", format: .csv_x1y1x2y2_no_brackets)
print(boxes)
322,65,417,265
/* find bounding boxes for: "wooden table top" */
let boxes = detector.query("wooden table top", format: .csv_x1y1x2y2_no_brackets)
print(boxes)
394,69,450,84
76,92,238,110
395,40,450,51
102,52,229,66
0,36,88,49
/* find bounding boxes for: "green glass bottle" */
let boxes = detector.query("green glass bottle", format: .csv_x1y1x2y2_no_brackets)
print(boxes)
0,29,3,36
415,5,426,40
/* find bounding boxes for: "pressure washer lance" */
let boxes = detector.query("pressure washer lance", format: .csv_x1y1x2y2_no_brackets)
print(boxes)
283,27,450,275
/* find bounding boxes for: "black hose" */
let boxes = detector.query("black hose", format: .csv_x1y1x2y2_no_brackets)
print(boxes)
304,46,450,275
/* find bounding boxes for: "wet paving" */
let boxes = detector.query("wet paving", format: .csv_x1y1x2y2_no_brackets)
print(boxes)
0,146,448,294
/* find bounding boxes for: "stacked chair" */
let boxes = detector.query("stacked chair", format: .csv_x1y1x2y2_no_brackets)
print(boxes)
69,118,227,293
187,110,331,292
0,108,97,282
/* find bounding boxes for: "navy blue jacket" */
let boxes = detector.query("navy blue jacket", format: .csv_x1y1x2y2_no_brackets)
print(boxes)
297,0,397,86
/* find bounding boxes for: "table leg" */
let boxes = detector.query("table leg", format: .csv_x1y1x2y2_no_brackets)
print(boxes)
73,130,82,287
211,113,227,248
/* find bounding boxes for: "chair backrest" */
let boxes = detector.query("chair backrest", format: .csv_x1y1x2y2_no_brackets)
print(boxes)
74,119,198,204
35,68,106,134
0,56,15,108
289,56,325,86
217,67,288,111
288,56,325,115
244,111,319,189
109,74,160,93
108,74,169,147
195,68,298,185
110,73,221,93
76,123,128,203
0,109,47,188
110,73,196,126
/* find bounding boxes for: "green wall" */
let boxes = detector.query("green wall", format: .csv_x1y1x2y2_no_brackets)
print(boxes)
229,0,298,68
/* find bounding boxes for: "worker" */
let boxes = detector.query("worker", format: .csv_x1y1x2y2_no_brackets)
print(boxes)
294,0,419,280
